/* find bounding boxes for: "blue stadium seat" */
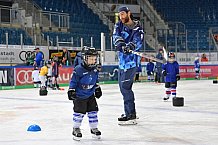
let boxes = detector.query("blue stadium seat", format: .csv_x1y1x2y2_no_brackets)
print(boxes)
33,0,110,50
151,0,218,51
0,27,33,45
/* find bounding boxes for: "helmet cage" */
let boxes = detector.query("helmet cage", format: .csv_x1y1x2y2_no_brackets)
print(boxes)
168,52,175,62
82,46,99,68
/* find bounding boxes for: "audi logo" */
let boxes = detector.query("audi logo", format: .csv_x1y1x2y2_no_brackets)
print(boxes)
19,51,35,62
17,70,33,84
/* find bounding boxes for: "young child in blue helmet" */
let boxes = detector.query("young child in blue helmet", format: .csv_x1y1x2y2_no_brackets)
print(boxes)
146,59,155,81
67,46,102,141
162,52,180,101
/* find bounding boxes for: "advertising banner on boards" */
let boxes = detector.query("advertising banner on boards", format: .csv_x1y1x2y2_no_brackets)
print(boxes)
0,67,14,86
0,45,49,64
15,67,73,86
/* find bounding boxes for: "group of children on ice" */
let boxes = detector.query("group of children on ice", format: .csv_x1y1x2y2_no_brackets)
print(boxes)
32,55,60,90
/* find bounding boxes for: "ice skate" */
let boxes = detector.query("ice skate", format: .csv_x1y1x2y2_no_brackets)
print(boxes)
91,128,101,139
120,114,139,119
163,97,169,101
118,114,137,125
72,128,82,141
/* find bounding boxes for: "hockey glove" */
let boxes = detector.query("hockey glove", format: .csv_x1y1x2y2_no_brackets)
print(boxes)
162,70,167,76
114,37,126,51
68,89,76,100
123,42,136,54
176,74,180,81
96,64,102,72
95,85,102,99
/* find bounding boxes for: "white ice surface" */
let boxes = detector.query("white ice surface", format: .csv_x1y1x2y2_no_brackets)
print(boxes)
0,80,218,145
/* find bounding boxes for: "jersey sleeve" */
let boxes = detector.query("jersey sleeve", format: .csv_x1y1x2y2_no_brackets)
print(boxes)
175,62,180,74
112,22,123,51
112,23,121,41
69,67,80,89
132,27,144,51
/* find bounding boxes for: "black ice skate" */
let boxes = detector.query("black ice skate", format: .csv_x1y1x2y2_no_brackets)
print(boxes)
163,97,169,101
91,128,101,139
72,128,82,141
120,114,139,119
118,114,137,125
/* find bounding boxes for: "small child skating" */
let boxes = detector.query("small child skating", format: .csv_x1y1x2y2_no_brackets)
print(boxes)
38,62,50,95
67,47,102,141
51,56,60,90
194,57,200,79
162,52,180,101
46,60,52,88
146,59,155,82
39,62,48,88
32,66,41,88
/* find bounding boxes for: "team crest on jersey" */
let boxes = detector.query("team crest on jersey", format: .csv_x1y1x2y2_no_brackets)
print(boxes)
81,84,94,89
83,72,88,75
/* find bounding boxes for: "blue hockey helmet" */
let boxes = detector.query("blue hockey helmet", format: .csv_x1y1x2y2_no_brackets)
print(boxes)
81,46,99,69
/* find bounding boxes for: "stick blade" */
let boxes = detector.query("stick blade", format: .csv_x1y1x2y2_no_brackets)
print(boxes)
162,47,168,62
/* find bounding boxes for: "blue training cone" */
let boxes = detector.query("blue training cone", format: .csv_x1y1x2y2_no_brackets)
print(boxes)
27,124,41,132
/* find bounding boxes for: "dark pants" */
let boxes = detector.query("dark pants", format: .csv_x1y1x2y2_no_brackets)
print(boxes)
156,67,164,83
135,73,139,81
73,95,98,114
118,67,137,117
165,82,177,88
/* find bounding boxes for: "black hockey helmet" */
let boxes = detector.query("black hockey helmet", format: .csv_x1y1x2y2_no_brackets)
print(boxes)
168,52,175,63
81,46,99,69
168,52,175,58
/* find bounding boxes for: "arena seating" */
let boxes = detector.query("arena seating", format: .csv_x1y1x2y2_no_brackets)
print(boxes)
0,27,33,45
33,0,111,49
149,0,218,51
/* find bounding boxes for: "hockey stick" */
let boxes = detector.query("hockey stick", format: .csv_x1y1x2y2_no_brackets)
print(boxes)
129,47,168,63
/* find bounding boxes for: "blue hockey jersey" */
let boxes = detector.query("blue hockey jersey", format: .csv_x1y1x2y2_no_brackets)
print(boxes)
69,64,98,99
162,61,179,82
52,61,59,76
113,20,144,70
146,62,155,73
194,59,200,69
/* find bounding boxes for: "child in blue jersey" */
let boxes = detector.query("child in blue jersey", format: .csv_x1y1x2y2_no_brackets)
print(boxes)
194,57,200,79
162,52,180,101
67,47,102,141
113,6,144,125
51,56,60,90
146,59,155,81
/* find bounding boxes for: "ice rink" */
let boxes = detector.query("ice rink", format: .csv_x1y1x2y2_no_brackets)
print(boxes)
0,80,218,145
